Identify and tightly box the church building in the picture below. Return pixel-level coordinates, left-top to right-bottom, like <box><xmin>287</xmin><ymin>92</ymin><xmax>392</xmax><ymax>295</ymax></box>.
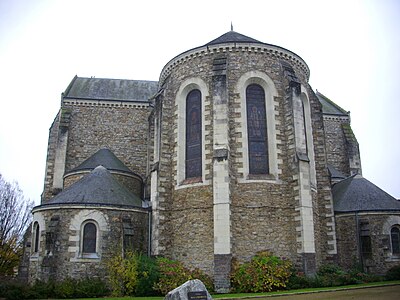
<box><xmin>23</xmin><ymin>30</ymin><xmax>400</xmax><ymax>292</ymax></box>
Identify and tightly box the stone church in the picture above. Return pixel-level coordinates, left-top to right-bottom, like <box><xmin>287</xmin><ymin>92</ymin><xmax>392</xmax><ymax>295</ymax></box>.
<box><xmin>22</xmin><ymin>30</ymin><xmax>400</xmax><ymax>292</ymax></box>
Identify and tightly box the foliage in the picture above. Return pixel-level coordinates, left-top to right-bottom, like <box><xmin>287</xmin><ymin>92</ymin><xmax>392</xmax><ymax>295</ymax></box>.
<box><xmin>286</xmin><ymin>264</ymin><xmax>383</xmax><ymax>290</ymax></box>
<box><xmin>135</xmin><ymin>253</ymin><xmax>160</xmax><ymax>296</ymax></box>
<box><xmin>53</xmin><ymin>277</ymin><xmax>109</xmax><ymax>298</ymax></box>
<box><xmin>0</xmin><ymin>278</ymin><xmax>109</xmax><ymax>299</ymax></box>
<box><xmin>154</xmin><ymin>257</ymin><xmax>213</xmax><ymax>295</ymax></box>
<box><xmin>0</xmin><ymin>173</ymin><xmax>33</xmax><ymax>277</ymax></box>
<box><xmin>107</xmin><ymin>251</ymin><xmax>139</xmax><ymax>296</ymax></box>
<box><xmin>385</xmin><ymin>265</ymin><xmax>400</xmax><ymax>280</ymax></box>
<box><xmin>106</xmin><ymin>252</ymin><xmax>212</xmax><ymax>296</ymax></box>
<box><xmin>230</xmin><ymin>251</ymin><xmax>292</xmax><ymax>293</ymax></box>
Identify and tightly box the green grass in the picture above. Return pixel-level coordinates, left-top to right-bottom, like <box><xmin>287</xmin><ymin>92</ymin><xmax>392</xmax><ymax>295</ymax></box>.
<box><xmin>74</xmin><ymin>280</ymin><xmax>400</xmax><ymax>300</ymax></box>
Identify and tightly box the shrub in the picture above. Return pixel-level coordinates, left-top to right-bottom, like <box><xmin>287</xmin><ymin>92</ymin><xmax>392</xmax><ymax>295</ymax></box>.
<box><xmin>386</xmin><ymin>265</ymin><xmax>400</xmax><ymax>280</ymax></box>
<box><xmin>27</xmin><ymin>280</ymin><xmax>55</xmax><ymax>299</ymax></box>
<box><xmin>0</xmin><ymin>281</ymin><xmax>29</xmax><ymax>300</ymax></box>
<box><xmin>286</xmin><ymin>266</ymin><xmax>378</xmax><ymax>290</ymax></box>
<box><xmin>154</xmin><ymin>257</ymin><xmax>213</xmax><ymax>295</ymax></box>
<box><xmin>135</xmin><ymin>253</ymin><xmax>160</xmax><ymax>296</ymax></box>
<box><xmin>107</xmin><ymin>251</ymin><xmax>138</xmax><ymax>296</ymax></box>
<box><xmin>72</xmin><ymin>277</ymin><xmax>109</xmax><ymax>298</ymax></box>
<box><xmin>53</xmin><ymin>278</ymin><xmax>76</xmax><ymax>298</ymax></box>
<box><xmin>0</xmin><ymin>278</ymin><xmax>109</xmax><ymax>300</ymax></box>
<box><xmin>286</xmin><ymin>271</ymin><xmax>313</xmax><ymax>290</ymax></box>
<box><xmin>231</xmin><ymin>251</ymin><xmax>292</xmax><ymax>293</ymax></box>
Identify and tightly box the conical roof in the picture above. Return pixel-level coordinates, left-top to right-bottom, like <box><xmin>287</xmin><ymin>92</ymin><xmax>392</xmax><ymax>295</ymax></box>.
<box><xmin>48</xmin><ymin>166</ymin><xmax>142</xmax><ymax>207</ymax></box>
<box><xmin>205</xmin><ymin>30</ymin><xmax>261</xmax><ymax>46</ymax></box>
<box><xmin>159</xmin><ymin>30</ymin><xmax>310</xmax><ymax>84</ymax></box>
<box><xmin>333</xmin><ymin>175</ymin><xmax>400</xmax><ymax>212</ymax></box>
<box><xmin>68</xmin><ymin>148</ymin><xmax>133</xmax><ymax>174</ymax></box>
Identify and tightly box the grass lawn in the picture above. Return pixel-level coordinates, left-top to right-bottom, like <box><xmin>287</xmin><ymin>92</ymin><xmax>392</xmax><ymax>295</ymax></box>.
<box><xmin>75</xmin><ymin>280</ymin><xmax>400</xmax><ymax>300</ymax></box>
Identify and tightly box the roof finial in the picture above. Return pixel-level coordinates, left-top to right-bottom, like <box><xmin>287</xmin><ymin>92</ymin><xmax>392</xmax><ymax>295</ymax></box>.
<box><xmin>231</xmin><ymin>22</ymin><xmax>233</xmax><ymax>31</ymax></box>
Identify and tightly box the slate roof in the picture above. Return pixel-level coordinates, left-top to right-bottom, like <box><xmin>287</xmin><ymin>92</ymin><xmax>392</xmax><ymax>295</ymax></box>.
<box><xmin>332</xmin><ymin>175</ymin><xmax>400</xmax><ymax>213</ymax></box>
<box><xmin>47</xmin><ymin>166</ymin><xmax>142</xmax><ymax>207</ymax></box>
<box><xmin>68</xmin><ymin>148</ymin><xmax>134</xmax><ymax>175</ymax></box>
<box><xmin>205</xmin><ymin>31</ymin><xmax>261</xmax><ymax>46</ymax></box>
<box><xmin>64</xmin><ymin>76</ymin><xmax>158</xmax><ymax>102</ymax></box>
<box><xmin>316</xmin><ymin>91</ymin><xmax>349</xmax><ymax>116</ymax></box>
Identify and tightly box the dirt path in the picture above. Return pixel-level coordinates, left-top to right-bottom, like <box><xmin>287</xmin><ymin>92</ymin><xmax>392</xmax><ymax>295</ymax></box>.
<box><xmin>241</xmin><ymin>285</ymin><xmax>400</xmax><ymax>300</ymax></box>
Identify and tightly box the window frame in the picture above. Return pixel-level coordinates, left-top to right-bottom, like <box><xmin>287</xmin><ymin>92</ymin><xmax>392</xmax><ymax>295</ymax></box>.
<box><xmin>33</xmin><ymin>221</ymin><xmax>40</xmax><ymax>254</ymax></box>
<box><xmin>80</xmin><ymin>220</ymin><xmax>99</xmax><ymax>258</ymax></box>
<box><xmin>185</xmin><ymin>89</ymin><xmax>202</xmax><ymax>180</ymax></box>
<box><xmin>246</xmin><ymin>83</ymin><xmax>269</xmax><ymax>175</ymax></box>
<box><xmin>235</xmin><ymin>71</ymin><xmax>279</xmax><ymax>182</ymax></box>
<box><xmin>391</xmin><ymin>225</ymin><xmax>400</xmax><ymax>255</ymax></box>
<box><xmin>175</xmin><ymin>78</ymin><xmax>209</xmax><ymax>188</ymax></box>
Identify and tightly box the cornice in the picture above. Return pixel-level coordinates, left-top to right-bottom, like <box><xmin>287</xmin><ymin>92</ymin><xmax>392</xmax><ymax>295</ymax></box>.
<box><xmin>33</xmin><ymin>203</ymin><xmax>150</xmax><ymax>213</ymax></box>
<box><xmin>159</xmin><ymin>42</ymin><xmax>310</xmax><ymax>85</ymax></box>
<box><xmin>62</xmin><ymin>97</ymin><xmax>150</xmax><ymax>109</ymax></box>
<box><xmin>323</xmin><ymin>114</ymin><xmax>350</xmax><ymax>122</ymax></box>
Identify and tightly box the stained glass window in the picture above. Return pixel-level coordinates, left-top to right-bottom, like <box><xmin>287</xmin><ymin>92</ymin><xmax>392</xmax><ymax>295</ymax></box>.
<box><xmin>246</xmin><ymin>84</ymin><xmax>269</xmax><ymax>174</ymax></box>
<box><xmin>186</xmin><ymin>89</ymin><xmax>202</xmax><ymax>179</ymax></box>
<box><xmin>82</xmin><ymin>222</ymin><xmax>96</xmax><ymax>253</ymax></box>
<box><xmin>391</xmin><ymin>226</ymin><xmax>400</xmax><ymax>254</ymax></box>
<box><xmin>33</xmin><ymin>222</ymin><xmax>40</xmax><ymax>253</ymax></box>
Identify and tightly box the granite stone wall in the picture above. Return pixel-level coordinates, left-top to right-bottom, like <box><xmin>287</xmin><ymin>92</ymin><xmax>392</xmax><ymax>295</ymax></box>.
<box><xmin>42</xmin><ymin>103</ymin><xmax>150</xmax><ymax>203</ymax></box>
<box><xmin>153</xmin><ymin>45</ymin><xmax>336</xmax><ymax>280</ymax></box>
<box><xmin>29</xmin><ymin>206</ymin><xmax>149</xmax><ymax>283</ymax></box>
<box><xmin>335</xmin><ymin>213</ymin><xmax>400</xmax><ymax>274</ymax></box>
<box><xmin>65</xmin><ymin>104</ymin><xmax>150</xmax><ymax>178</ymax></box>
<box><xmin>323</xmin><ymin>116</ymin><xmax>362</xmax><ymax>177</ymax></box>
<box><xmin>42</xmin><ymin>110</ymin><xmax>63</xmax><ymax>202</ymax></box>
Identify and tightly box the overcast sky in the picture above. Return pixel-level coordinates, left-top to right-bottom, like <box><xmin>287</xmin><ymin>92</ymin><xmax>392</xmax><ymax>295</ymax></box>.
<box><xmin>0</xmin><ymin>0</ymin><xmax>399</xmax><ymax>204</ymax></box>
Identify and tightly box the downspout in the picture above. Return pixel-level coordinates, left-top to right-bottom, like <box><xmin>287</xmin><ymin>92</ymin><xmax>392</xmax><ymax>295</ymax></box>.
<box><xmin>355</xmin><ymin>211</ymin><xmax>363</xmax><ymax>271</ymax></box>
<box><xmin>148</xmin><ymin>208</ymin><xmax>152</xmax><ymax>257</ymax></box>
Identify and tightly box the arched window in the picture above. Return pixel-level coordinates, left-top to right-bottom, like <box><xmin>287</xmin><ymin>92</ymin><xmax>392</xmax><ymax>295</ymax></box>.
<box><xmin>33</xmin><ymin>222</ymin><xmax>40</xmax><ymax>253</ymax></box>
<box><xmin>82</xmin><ymin>222</ymin><xmax>97</xmax><ymax>254</ymax></box>
<box><xmin>246</xmin><ymin>84</ymin><xmax>268</xmax><ymax>174</ymax></box>
<box><xmin>186</xmin><ymin>89</ymin><xmax>202</xmax><ymax>179</ymax></box>
<box><xmin>391</xmin><ymin>226</ymin><xmax>400</xmax><ymax>254</ymax></box>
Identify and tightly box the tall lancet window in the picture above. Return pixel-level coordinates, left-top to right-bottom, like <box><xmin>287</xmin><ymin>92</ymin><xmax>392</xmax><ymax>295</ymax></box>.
<box><xmin>246</xmin><ymin>84</ymin><xmax>269</xmax><ymax>174</ymax></box>
<box><xmin>82</xmin><ymin>222</ymin><xmax>97</xmax><ymax>254</ymax></box>
<box><xmin>391</xmin><ymin>226</ymin><xmax>400</xmax><ymax>254</ymax></box>
<box><xmin>33</xmin><ymin>222</ymin><xmax>40</xmax><ymax>253</ymax></box>
<box><xmin>186</xmin><ymin>89</ymin><xmax>202</xmax><ymax>179</ymax></box>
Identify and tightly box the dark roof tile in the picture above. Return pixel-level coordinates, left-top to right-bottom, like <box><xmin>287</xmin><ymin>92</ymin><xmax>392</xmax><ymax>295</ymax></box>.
<box><xmin>68</xmin><ymin>148</ymin><xmax>134</xmax><ymax>174</ymax></box>
<box><xmin>205</xmin><ymin>31</ymin><xmax>261</xmax><ymax>46</ymax></box>
<box><xmin>316</xmin><ymin>91</ymin><xmax>349</xmax><ymax>116</ymax></box>
<box><xmin>48</xmin><ymin>166</ymin><xmax>142</xmax><ymax>206</ymax></box>
<box><xmin>64</xmin><ymin>76</ymin><xmax>158</xmax><ymax>102</ymax></box>
<box><xmin>333</xmin><ymin>175</ymin><xmax>400</xmax><ymax>212</ymax></box>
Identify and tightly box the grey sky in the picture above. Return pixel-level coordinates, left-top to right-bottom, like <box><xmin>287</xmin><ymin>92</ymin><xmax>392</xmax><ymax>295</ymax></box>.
<box><xmin>0</xmin><ymin>0</ymin><xmax>399</xmax><ymax>203</ymax></box>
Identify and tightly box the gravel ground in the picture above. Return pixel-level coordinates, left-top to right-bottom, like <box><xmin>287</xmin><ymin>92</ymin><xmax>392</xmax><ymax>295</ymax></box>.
<box><xmin>231</xmin><ymin>285</ymin><xmax>400</xmax><ymax>300</ymax></box>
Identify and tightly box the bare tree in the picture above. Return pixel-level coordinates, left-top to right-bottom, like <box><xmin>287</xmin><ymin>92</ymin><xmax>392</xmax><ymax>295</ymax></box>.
<box><xmin>0</xmin><ymin>173</ymin><xmax>33</xmax><ymax>276</ymax></box>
